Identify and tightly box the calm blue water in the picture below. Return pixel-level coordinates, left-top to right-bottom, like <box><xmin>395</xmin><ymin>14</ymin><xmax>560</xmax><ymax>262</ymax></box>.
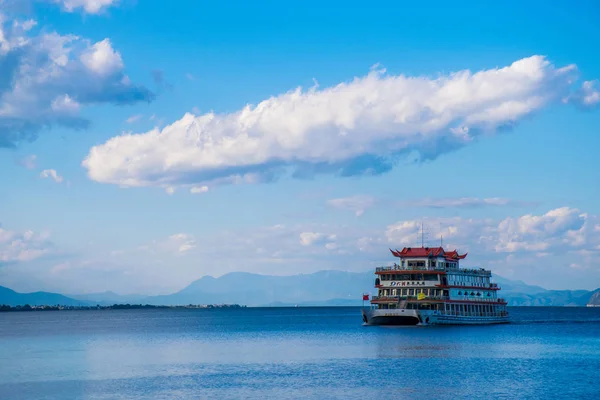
<box><xmin>1</xmin><ymin>307</ymin><xmax>599</xmax><ymax>399</ymax></box>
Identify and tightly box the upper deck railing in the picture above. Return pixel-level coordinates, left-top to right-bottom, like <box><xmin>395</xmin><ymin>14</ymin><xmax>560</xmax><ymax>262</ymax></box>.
<box><xmin>375</xmin><ymin>265</ymin><xmax>491</xmax><ymax>275</ymax></box>
<box><xmin>375</xmin><ymin>265</ymin><xmax>445</xmax><ymax>272</ymax></box>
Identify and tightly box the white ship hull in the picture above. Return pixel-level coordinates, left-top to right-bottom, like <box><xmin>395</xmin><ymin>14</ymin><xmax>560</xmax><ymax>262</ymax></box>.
<box><xmin>362</xmin><ymin>308</ymin><xmax>509</xmax><ymax>326</ymax></box>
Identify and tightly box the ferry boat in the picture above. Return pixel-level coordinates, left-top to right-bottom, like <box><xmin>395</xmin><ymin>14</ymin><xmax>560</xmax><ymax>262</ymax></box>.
<box><xmin>362</xmin><ymin>247</ymin><xmax>509</xmax><ymax>325</ymax></box>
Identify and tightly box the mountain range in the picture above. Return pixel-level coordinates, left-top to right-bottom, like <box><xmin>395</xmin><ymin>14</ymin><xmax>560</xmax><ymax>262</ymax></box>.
<box><xmin>1</xmin><ymin>270</ymin><xmax>599</xmax><ymax>307</ymax></box>
<box><xmin>0</xmin><ymin>285</ymin><xmax>89</xmax><ymax>307</ymax></box>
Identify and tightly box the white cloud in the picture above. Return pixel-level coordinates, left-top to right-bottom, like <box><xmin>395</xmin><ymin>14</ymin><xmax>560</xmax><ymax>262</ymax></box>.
<box><xmin>125</xmin><ymin>114</ymin><xmax>142</xmax><ymax>124</ymax></box>
<box><xmin>80</xmin><ymin>38</ymin><xmax>124</xmax><ymax>76</ymax></box>
<box><xmin>299</xmin><ymin>232</ymin><xmax>324</xmax><ymax>246</ymax></box>
<box><xmin>0</xmin><ymin>14</ymin><xmax>153</xmax><ymax>148</ymax></box>
<box><xmin>299</xmin><ymin>232</ymin><xmax>337</xmax><ymax>247</ymax></box>
<box><xmin>327</xmin><ymin>195</ymin><xmax>375</xmax><ymax>216</ymax></box>
<box><xmin>0</xmin><ymin>225</ymin><xmax>52</xmax><ymax>263</ymax></box>
<box><xmin>83</xmin><ymin>56</ymin><xmax>597</xmax><ymax>191</ymax></box>
<box><xmin>581</xmin><ymin>80</ymin><xmax>600</xmax><ymax>106</ymax></box>
<box><xmin>40</xmin><ymin>169</ymin><xmax>63</xmax><ymax>183</ymax></box>
<box><xmin>169</xmin><ymin>233</ymin><xmax>196</xmax><ymax>253</ymax></box>
<box><xmin>496</xmin><ymin>207</ymin><xmax>590</xmax><ymax>252</ymax></box>
<box><xmin>190</xmin><ymin>185</ymin><xmax>208</xmax><ymax>194</ymax></box>
<box><xmin>565</xmin><ymin>80</ymin><xmax>600</xmax><ymax>107</ymax></box>
<box><xmin>53</xmin><ymin>0</ymin><xmax>119</xmax><ymax>14</ymax></box>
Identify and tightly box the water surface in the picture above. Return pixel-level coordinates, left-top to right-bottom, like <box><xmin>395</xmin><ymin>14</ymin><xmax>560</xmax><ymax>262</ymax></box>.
<box><xmin>1</xmin><ymin>307</ymin><xmax>599</xmax><ymax>399</ymax></box>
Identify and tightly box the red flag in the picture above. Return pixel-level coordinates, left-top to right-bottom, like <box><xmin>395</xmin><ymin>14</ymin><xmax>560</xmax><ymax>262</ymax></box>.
<box><xmin>362</xmin><ymin>294</ymin><xmax>369</xmax><ymax>301</ymax></box>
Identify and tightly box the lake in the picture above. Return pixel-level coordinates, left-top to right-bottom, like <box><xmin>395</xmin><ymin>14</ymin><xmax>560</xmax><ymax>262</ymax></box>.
<box><xmin>1</xmin><ymin>307</ymin><xmax>599</xmax><ymax>399</ymax></box>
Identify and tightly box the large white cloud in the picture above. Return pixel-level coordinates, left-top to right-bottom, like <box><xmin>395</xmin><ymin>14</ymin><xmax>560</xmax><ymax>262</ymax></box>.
<box><xmin>385</xmin><ymin>207</ymin><xmax>598</xmax><ymax>256</ymax></box>
<box><xmin>83</xmin><ymin>56</ymin><xmax>597</xmax><ymax>191</ymax></box>
<box><xmin>0</xmin><ymin>13</ymin><xmax>153</xmax><ymax>148</ymax></box>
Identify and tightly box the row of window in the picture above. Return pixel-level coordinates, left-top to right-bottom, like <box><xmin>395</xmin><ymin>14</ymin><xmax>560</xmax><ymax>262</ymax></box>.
<box><xmin>379</xmin><ymin>287</ymin><xmax>497</xmax><ymax>300</ymax></box>
<box><xmin>443</xmin><ymin>303</ymin><xmax>506</xmax><ymax>316</ymax></box>
<box><xmin>400</xmin><ymin>260</ymin><xmax>458</xmax><ymax>268</ymax></box>
<box><xmin>379</xmin><ymin>288</ymin><xmax>446</xmax><ymax>297</ymax></box>
<box><xmin>448</xmin><ymin>274</ymin><xmax>490</xmax><ymax>286</ymax></box>
<box><xmin>456</xmin><ymin>290</ymin><xmax>492</xmax><ymax>297</ymax></box>
<box><xmin>379</xmin><ymin>274</ymin><xmax>439</xmax><ymax>281</ymax></box>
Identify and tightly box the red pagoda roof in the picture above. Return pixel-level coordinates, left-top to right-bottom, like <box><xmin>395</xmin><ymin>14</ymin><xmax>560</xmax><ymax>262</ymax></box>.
<box><xmin>389</xmin><ymin>247</ymin><xmax>467</xmax><ymax>260</ymax></box>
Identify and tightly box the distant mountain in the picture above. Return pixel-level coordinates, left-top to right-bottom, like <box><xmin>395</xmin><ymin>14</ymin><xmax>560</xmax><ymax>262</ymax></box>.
<box><xmin>0</xmin><ymin>286</ymin><xmax>89</xmax><ymax>307</ymax></box>
<box><xmin>503</xmin><ymin>289</ymin><xmax>592</xmax><ymax>306</ymax></box>
<box><xmin>492</xmin><ymin>275</ymin><xmax>596</xmax><ymax>306</ymax></box>
<box><xmin>491</xmin><ymin>275</ymin><xmax>548</xmax><ymax>295</ymax></box>
<box><xmin>70</xmin><ymin>291</ymin><xmax>144</xmax><ymax>305</ymax></box>
<box><xmin>144</xmin><ymin>270</ymin><xmax>374</xmax><ymax>306</ymax></box>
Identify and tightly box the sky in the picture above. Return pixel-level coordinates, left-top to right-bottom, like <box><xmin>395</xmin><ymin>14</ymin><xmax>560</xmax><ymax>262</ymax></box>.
<box><xmin>1</xmin><ymin>0</ymin><xmax>599</xmax><ymax>295</ymax></box>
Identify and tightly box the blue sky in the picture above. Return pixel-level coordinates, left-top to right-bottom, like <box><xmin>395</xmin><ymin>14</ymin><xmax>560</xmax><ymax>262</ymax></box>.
<box><xmin>1</xmin><ymin>0</ymin><xmax>599</xmax><ymax>294</ymax></box>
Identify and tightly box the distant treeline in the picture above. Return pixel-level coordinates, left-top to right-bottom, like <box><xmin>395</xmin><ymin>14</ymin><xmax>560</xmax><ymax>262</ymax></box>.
<box><xmin>0</xmin><ymin>304</ymin><xmax>246</xmax><ymax>312</ymax></box>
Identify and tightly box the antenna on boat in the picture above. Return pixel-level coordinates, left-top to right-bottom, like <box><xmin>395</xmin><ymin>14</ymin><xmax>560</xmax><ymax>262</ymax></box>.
<box><xmin>418</xmin><ymin>221</ymin><xmax>430</xmax><ymax>248</ymax></box>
